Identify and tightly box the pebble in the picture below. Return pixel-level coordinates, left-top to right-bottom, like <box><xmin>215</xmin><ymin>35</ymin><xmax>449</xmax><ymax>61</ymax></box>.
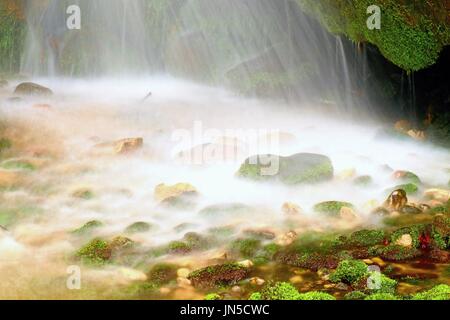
<box><xmin>289</xmin><ymin>275</ymin><xmax>303</xmax><ymax>284</ymax></box>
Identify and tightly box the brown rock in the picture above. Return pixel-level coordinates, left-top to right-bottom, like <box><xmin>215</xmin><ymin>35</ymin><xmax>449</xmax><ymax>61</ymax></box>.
<box><xmin>14</xmin><ymin>82</ymin><xmax>53</xmax><ymax>96</ymax></box>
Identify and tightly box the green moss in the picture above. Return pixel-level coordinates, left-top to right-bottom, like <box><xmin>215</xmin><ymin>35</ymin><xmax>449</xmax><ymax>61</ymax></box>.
<box><xmin>124</xmin><ymin>222</ymin><xmax>152</xmax><ymax>234</ymax></box>
<box><xmin>344</xmin><ymin>291</ymin><xmax>367</xmax><ymax>300</ymax></box>
<box><xmin>0</xmin><ymin>1</ymin><xmax>25</xmax><ymax>73</ymax></box>
<box><xmin>395</xmin><ymin>171</ymin><xmax>421</xmax><ymax>185</ymax></box>
<box><xmin>370</xmin><ymin>244</ymin><xmax>421</xmax><ymax>261</ymax></box>
<box><xmin>329</xmin><ymin>259</ymin><xmax>368</xmax><ymax>284</ymax></box>
<box><xmin>260</xmin><ymin>282</ymin><xmax>301</xmax><ymax>300</ymax></box>
<box><xmin>1</xmin><ymin>159</ymin><xmax>35</xmax><ymax>171</ymax></box>
<box><xmin>167</xmin><ymin>241</ymin><xmax>191</xmax><ymax>254</ymax></box>
<box><xmin>297</xmin><ymin>291</ymin><xmax>336</xmax><ymax>300</ymax></box>
<box><xmin>392</xmin><ymin>183</ymin><xmax>418</xmax><ymax>195</ymax></box>
<box><xmin>368</xmin><ymin>272</ymin><xmax>397</xmax><ymax>294</ymax></box>
<box><xmin>76</xmin><ymin>238</ymin><xmax>110</xmax><ymax>266</ymax></box>
<box><xmin>231</xmin><ymin>238</ymin><xmax>262</xmax><ymax>259</ymax></box>
<box><xmin>353</xmin><ymin>175</ymin><xmax>372</xmax><ymax>186</ymax></box>
<box><xmin>314</xmin><ymin>201</ymin><xmax>354</xmax><ymax>217</ymax></box>
<box><xmin>411</xmin><ymin>284</ymin><xmax>450</xmax><ymax>300</ymax></box>
<box><xmin>0</xmin><ymin>138</ymin><xmax>12</xmax><ymax>154</ymax></box>
<box><xmin>147</xmin><ymin>263</ymin><xmax>177</xmax><ymax>285</ymax></box>
<box><xmin>364</xmin><ymin>293</ymin><xmax>401</xmax><ymax>300</ymax></box>
<box><xmin>296</xmin><ymin>0</ymin><xmax>450</xmax><ymax>71</ymax></box>
<box><xmin>390</xmin><ymin>225</ymin><xmax>426</xmax><ymax>248</ymax></box>
<box><xmin>204</xmin><ymin>293</ymin><xmax>221</xmax><ymax>300</ymax></box>
<box><xmin>346</xmin><ymin>229</ymin><xmax>386</xmax><ymax>247</ymax></box>
<box><xmin>71</xmin><ymin>220</ymin><xmax>103</xmax><ymax>236</ymax></box>
<box><xmin>188</xmin><ymin>263</ymin><xmax>249</xmax><ymax>288</ymax></box>
<box><xmin>248</xmin><ymin>292</ymin><xmax>262</xmax><ymax>300</ymax></box>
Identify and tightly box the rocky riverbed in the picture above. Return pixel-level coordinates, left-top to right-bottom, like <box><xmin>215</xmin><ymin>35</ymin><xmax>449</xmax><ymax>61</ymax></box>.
<box><xmin>0</xmin><ymin>78</ymin><xmax>449</xmax><ymax>300</ymax></box>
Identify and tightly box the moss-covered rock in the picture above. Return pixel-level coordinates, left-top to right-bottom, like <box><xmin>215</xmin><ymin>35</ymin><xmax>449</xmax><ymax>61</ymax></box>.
<box><xmin>329</xmin><ymin>259</ymin><xmax>369</xmax><ymax>285</ymax></box>
<box><xmin>75</xmin><ymin>238</ymin><xmax>111</xmax><ymax>265</ymax></box>
<box><xmin>390</xmin><ymin>225</ymin><xmax>427</xmax><ymax>249</ymax></box>
<box><xmin>204</xmin><ymin>293</ymin><xmax>222</xmax><ymax>300</ymax></box>
<box><xmin>313</xmin><ymin>201</ymin><xmax>354</xmax><ymax>217</ymax></box>
<box><xmin>188</xmin><ymin>263</ymin><xmax>249</xmax><ymax>289</ymax></box>
<box><xmin>392</xmin><ymin>171</ymin><xmax>421</xmax><ymax>185</ymax></box>
<box><xmin>344</xmin><ymin>291</ymin><xmax>367</xmax><ymax>300</ymax></box>
<box><xmin>296</xmin><ymin>0</ymin><xmax>450</xmax><ymax>71</ymax></box>
<box><xmin>370</xmin><ymin>244</ymin><xmax>422</xmax><ymax>261</ymax></box>
<box><xmin>147</xmin><ymin>263</ymin><xmax>178</xmax><ymax>285</ymax></box>
<box><xmin>345</xmin><ymin>229</ymin><xmax>386</xmax><ymax>248</ymax></box>
<box><xmin>124</xmin><ymin>222</ymin><xmax>152</xmax><ymax>234</ymax></box>
<box><xmin>237</xmin><ymin>153</ymin><xmax>333</xmax><ymax>185</ymax></box>
<box><xmin>411</xmin><ymin>284</ymin><xmax>450</xmax><ymax>300</ymax></box>
<box><xmin>364</xmin><ymin>293</ymin><xmax>401</xmax><ymax>300</ymax></box>
<box><xmin>392</xmin><ymin>183</ymin><xmax>418</xmax><ymax>195</ymax></box>
<box><xmin>259</xmin><ymin>282</ymin><xmax>301</xmax><ymax>300</ymax></box>
<box><xmin>71</xmin><ymin>220</ymin><xmax>103</xmax><ymax>236</ymax></box>
<box><xmin>297</xmin><ymin>291</ymin><xmax>336</xmax><ymax>300</ymax></box>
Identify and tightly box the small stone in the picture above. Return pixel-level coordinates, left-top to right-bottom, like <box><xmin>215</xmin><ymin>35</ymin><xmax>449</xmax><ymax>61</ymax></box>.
<box><xmin>249</xmin><ymin>277</ymin><xmax>265</xmax><ymax>286</ymax></box>
<box><xmin>154</xmin><ymin>183</ymin><xmax>197</xmax><ymax>203</ymax></box>
<box><xmin>177</xmin><ymin>268</ymin><xmax>190</xmax><ymax>278</ymax></box>
<box><xmin>289</xmin><ymin>275</ymin><xmax>303</xmax><ymax>284</ymax></box>
<box><xmin>231</xmin><ymin>286</ymin><xmax>242</xmax><ymax>293</ymax></box>
<box><xmin>282</xmin><ymin>202</ymin><xmax>302</xmax><ymax>215</ymax></box>
<box><xmin>237</xmin><ymin>260</ymin><xmax>254</xmax><ymax>268</ymax></box>
<box><xmin>395</xmin><ymin>234</ymin><xmax>413</xmax><ymax>248</ymax></box>
<box><xmin>177</xmin><ymin>277</ymin><xmax>192</xmax><ymax>287</ymax></box>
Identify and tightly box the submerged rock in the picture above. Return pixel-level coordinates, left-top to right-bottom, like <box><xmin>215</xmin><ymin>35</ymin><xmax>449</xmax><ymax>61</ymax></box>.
<box><xmin>236</xmin><ymin>153</ymin><xmax>333</xmax><ymax>185</ymax></box>
<box><xmin>313</xmin><ymin>201</ymin><xmax>354</xmax><ymax>217</ymax></box>
<box><xmin>188</xmin><ymin>263</ymin><xmax>250</xmax><ymax>289</ymax></box>
<box><xmin>14</xmin><ymin>82</ymin><xmax>53</xmax><ymax>96</ymax></box>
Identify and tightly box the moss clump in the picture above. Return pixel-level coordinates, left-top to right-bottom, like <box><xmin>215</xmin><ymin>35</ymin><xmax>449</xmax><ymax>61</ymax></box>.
<box><xmin>237</xmin><ymin>153</ymin><xmax>333</xmax><ymax>185</ymax></box>
<box><xmin>353</xmin><ymin>175</ymin><xmax>372</xmax><ymax>186</ymax></box>
<box><xmin>412</xmin><ymin>284</ymin><xmax>450</xmax><ymax>300</ymax></box>
<box><xmin>260</xmin><ymin>282</ymin><xmax>301</xmax><ymax>300</ymax></box>
<box><xmin>248</xmin><ymin>292</ymin><xmax>262</xmax><ymax>300</ymax></box>
<box><xmin>124</xmin><ymin>222</ymin><xmax>152</xmax><ymax>234</ymax></box>
<box><xmin>392</xmin><ymin>183</ymin><xmax>418</xmax><ymax>195</ymax></box>
<box><xmin>394</xmin><ymin>171</ymin><xmax>421</xmax><ymax>185</ymax></box>
<box><xmin>204</xmin><ymin>293</ymin><xmax>221</xmax><ymax>300</ymax></box>
<box><xmin>297</xmin><ymin>291</ymin><xmax>336</xmax><ymax>300</ymax></box>
<box><xmin>167</xmin><ymin>241</ymin><xmax>191</xmax><ymax>254</ymax></box>
<box><xmin>76</xmin><ymin>238</ymin><xmax>111</xmax><ymax>265</ymax></box>
<box><xmin>314</xmin><ymin>201</ymin><xmax>354</xmax><ymax>217</ymax></box>
<box><xmin>147</xmin><ymin>263</ymin><xmax>177</xmax><ymax>285</ymax></box>
<box><xmin>390</xmin><ymin>225</ymin><xmax>426</xmax><ymax>249</ymax></box>
<box><xmin>182</xmin><ymin>232</ymin><xmax>210</xmax><ymax>251</ymax></box>
<box><xmin>0</xmin><ymin>138</ymin><xmax>12</xmax><ymax>154</ymax></box>
<box><xmin>188</xmin><ymin>263</ymin><xmax>249</xmax><ymax>289</ymax></box>
<box><xmin>71</xmin><ymin>220</ymin><xmax>103</xmax><ymax>236</ymax></box>
<box><xmin>364</xmin><ymin>293</ymin><xmax>401</xmax><ymax>300</ymax></box>
<box><xmin>367</xmin><ymin>272</ymin><xmax>397</xmax><ymax>294</ymax></box>
<box><xmin>296</xmin><ymin>0</ymin><xmax>450</xmax><ymax>71</ymax></box>
<box><xmin>344</xmin><ymin>291</ymin><xmax>367</xmax><ymax>300</ymax></box>
<box><xmin>431</xmin><ymin>216</ymin><xmax>450</xmax><ymax>249</ymax></box>
<box><xmin>346</xmin><ymin>229</ymin><xmax>386</xmax><ymax>248</ymax></box>
<box><xmin>0</xmin><ymin>1</ymin><xmax>25</xmax><ymax>73</ymax></box>
<box><xmin>370</xmin><ymin>244</ymin><xmax>422</xmax><ymax>261</ymax></box>
<box><xmin>231</xmin><ymin>238</ymin><xmax>262</xmax><ymax>259</ymax></box>
<box><xmin>1</xmin><ymin>159</ymin><xmax>35</xmax><ymax>171</ymax></box>
<box><xmin>329</xmin><ymin>259</ymin><xmax>368</xmax><ymax>285</ymax></box>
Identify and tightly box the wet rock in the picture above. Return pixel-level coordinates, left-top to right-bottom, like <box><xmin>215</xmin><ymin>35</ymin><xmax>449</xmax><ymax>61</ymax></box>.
<box><xmin>353</xmin><ymin>175</ymin><xmax>372</xmax><ymax>186</ymax></box>
<box><xmin>71</xmin><ymin>220</ymin><xmax>103</xmax><ymax>236</ymax></box>
<box><xmin>392</xmin><ymin>170</ymin><xmax>421</xmax><ymax>184</ymax></box>
<box><xmin>14</xmin><ymin>82</ymin><xmax>53</xmax><ymax>96</ymax></box>
<box><xmin>345</xmin><ymin>229</ymin><xmax>386</xmax><ymax>248</ymax></box>
<box><xmin>384</xmin><ymin>189</ymin><xmax>407</xmax><ymax>211</ymax></box>
<box><xmin>313</xmin><ymin>201</ymin><xmax>354</xmax><ymax>217</ymax></box>
<box><xmin>400</xmin><ymin>204</ymin><xmax>423</xmax><ymax>214</ymax></box>
<box><xmin>394</xmin><ymin>234</ymin><xmax>413</xmax><ymax>248</ymax></box>
<box><xmin>125</xmin><ymin>222</ymin><xmax>152</xmax><ymax>234</ymax></box>
<box><xmin>114</xmin><ymin>137</ymin><xmax>143</xmax><ymax>154</ymax></box>
<box><xmin>392</xmin><ymin>183</ymin><xmax>418</xmax><ymax>195</ymax></box>
<box><xmin>429</xmin><ymin>248</ymin><xmax>450</xmax><ymax>263</ymax></box>
<box><xmin>249</xmin><ymin>277</ymin><xmax>265</xmax><ymax>286</ymax></box>
<box><xmin>154</xmin><ymin>183</ymin><xmax>197</xmax><ymax>206</ymax></box>
<box><xmin>371</xmin><ymin>245</ymin><xmax>422</xmax><ymax>261</ymax></box>
<box><xmin>177</xmin><ymin>268</ymin><xmax>191</xmax><ymax>278</ymax></box>
<box><xmin>281</xmin><ymin>202</ymin><xmax>302</xmax><ymax>215</ymax></box>
<box><xmin>187</xmin><ymin>263</ymin><xmax>249</xmax><ymax>289</ymax></box>
<box><xmin>277</xmin><ymin>251</ymin><xmax>340</xmax><ymax>271</ymax></box>
<box><xmin>237</xmin><ymin>153</ymin><xmax>333</xmax><ymax>185</ymax></box>
<box><xmin>424</xmin><ymin>188</ymin><xmax>450</xmax><ymax>202</ymax></box>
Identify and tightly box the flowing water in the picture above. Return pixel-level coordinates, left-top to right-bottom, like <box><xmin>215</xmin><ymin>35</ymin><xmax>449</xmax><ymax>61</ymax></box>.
<box><xmin>0</xmin><ymin>0</ymin><xmax>448</xmax><ymax>299</ymax></box>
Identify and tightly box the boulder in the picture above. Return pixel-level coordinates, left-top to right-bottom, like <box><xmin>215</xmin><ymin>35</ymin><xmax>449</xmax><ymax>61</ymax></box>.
<box><xmin>237</xmin><ymin>153</ymin><xmax>333</xmax><ymax>185</ymax></box>
<box><xmin>187</xmin><ymin>263</ymin><xmax>249</xmax><ymax>289</ymax></box>
<box><xmin>14</xmin><ymin>82</ymin><xmax>53</xmax><ymax>96</ymax></box>
<box><xmin>314</xmin><ymin>201</ymin><xmax>354</xmax><ymax>217</ymax></box>
<box><xmin>114</xmin><ymin>138</ymin><xmax>143</xmax><ymax>154</ymax></box>
<box><xmin>384</xmin><ymin>189</ymin><xmax>407</xmax><ymax>211</ymax></box>
<box><xmin>154</xmin><ymin>183</ymin><xmax>197</xmax><ymax>204</ymax></box>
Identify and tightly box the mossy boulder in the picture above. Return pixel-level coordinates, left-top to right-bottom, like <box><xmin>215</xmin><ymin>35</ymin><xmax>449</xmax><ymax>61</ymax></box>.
<box><xmin>431</xmin><ymin>216</ymin><xmax>450</xmax><ymax>249</ymax></box>
<box><xmin>345</xmin><ymin>229</ymin><xmax>386</xmax><ymax>248</ymax></box>
<box><xmin>329</xmin><ymin>259</ymin><xmax>369</xmax><ymax>285</ymax></box>
<box><xmin>296</xmin><ymin>0</ymin><xmax>450</xmax><ymax>71</ymax></box>
<box><xmin>14</xmin><ymin>82</ymin><xmax>53</xmax><ymax>96</ymax></box>
<box><xmin>237</xmin><ymin>153</ymin><xmax>333</xmax><ymax>185</ymax></box>
<box><xmin>344</xmin><ymin>291</ymin><xmax>367</xmax><ymax>300</ymax></box>
<box><xmin>370</xmin><ymin>244</ymin><xmax>422</xmax><ymax>261</ymax></box>
<box><xmin>124</xmin><ymin>222</ymin><xmax>152</xmax><ymax>234</ymax></box>
<box><xmin>364</xmin><ymin>293</ymin><xmax>401</xmax><ymax>300</ymax></box>
<box><xmin>259</xmin><ymin>282</ymin><xmax>301</xmax><ymax>300</ymax></box>
<box><xmin>392</xmin><ymin>171</ymin><xmax>421</xmax><ymax>185</ymax></box>
<box><xmin>188</xmin><ymin>263</ymin><xmax>249</xmax><ymax>289</ymax></box>
<box><xmin>314</xmin><ymin>201</ymin><xmax>354</xmax><ymax>217</ymax></box>
<box><xmin>147</xmin><ymin>263</ymin><xmax>178</xmax><ymax>285</ymax></box>
<box><xmin>71</xmin><ymin>220</ymin><xmax>103</xmax><ymax>236</ymax></box>
<box><xmin>75</xmin><ymin>238</ymin><xmax>111</xmax><ymax>265</ymax></box>
<box><xmin>411</xmin><ymin>284</ymin><xmax>450</xmax><ymax>300</ymax></box>
<box><xmin>392</xmin><ymin>183</ymin><xmax>418</xmax><ymax>195</ymax></box>
<box><xmin>297</xmin><ymin>291</ymin><xmax>336</xmax><ymax>300</ymax></box>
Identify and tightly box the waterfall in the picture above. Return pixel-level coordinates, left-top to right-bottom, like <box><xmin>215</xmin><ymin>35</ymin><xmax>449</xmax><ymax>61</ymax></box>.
<box><xmin>21</xmin><ymin>0</ymin><xmax>372</xmax><ymax>112</ymax></box>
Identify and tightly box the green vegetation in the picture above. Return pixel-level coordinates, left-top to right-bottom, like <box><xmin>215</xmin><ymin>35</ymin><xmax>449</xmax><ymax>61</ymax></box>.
<box><xmin>392</xmin><ymin>183</ymin><xmax>418</xmax><ymax>195</ymax></box>
<box><xmin>124</xmin><ymin>221</ymin><xmax>152</xmax><ymax>234</ymax></box>
<box><xmin>75</xmin><ymin>238</ymin><xmax>110</xmax><ymax>266</ymax></box>
<box><xmin>71</xmin><ymin>220</ymin><xmax>103</xmax><ymax>236</ymax></box>
<box><xmin>188</xmin><ymin>263</ymin><xmax>249</xmax><ymax>289</ymax></box>
<box><xmin>297</xmin><ymin>291</ymin><xmax>336</xmax><ymax>300</ymax></box>
<box><xmin>147</xmin><ymin>263</ymin><xmax>177</xmax><ymax>285</ymax></box>
<box><xmin>314</xmin><ymin>201</ymin><xmax>353</xmax><ymax>217</ymax></box>
<box><xmin>0</xmin><ymin>0</ymin><xmax>25</xmax><ymax>73</ymax></box>
<box><xmin>204</xmin><ymin>293</ymin><xmax>221</xmax><ymax>300</ymax></box>
<box><xmin>260</xmin><ymin>282</ymin><xmax>301</xmax><ymax>300</ymax></box>
<box><xmin>390</xmin><ymin>225</ymin><xmax>426</xmax><ymax>248</ymax></box>
<box><xmin>296</xmin><ymin>0</ymin><xmax>450</xmax><ymax>71</ymax></box>
<box><xmin>345</xmin><ymin>229</ymin><xmax>386</xmax><ymax>247</ymax></box>
<box><xmin>364</xmin><ymin>293</ymin><xmax>400</xmax><ymax>300</ymax></box>
<box><xmin>329</xmin><ymin>259</ymin><xmax>368</xmax><ymax>284</ymax></box>
<box><xmin>411</xmin><ymin>284</ymin><xmax>450</xmax><ymax>300</ymax></box>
